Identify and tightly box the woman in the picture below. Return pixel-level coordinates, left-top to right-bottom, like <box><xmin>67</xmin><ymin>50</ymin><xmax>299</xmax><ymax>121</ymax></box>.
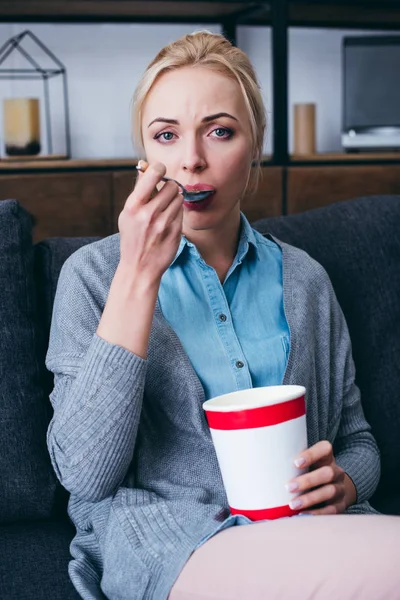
<box><xmin>46</xmin><ymin>31</ymin><xmax>398</xmax><ymax>600</ymax></box>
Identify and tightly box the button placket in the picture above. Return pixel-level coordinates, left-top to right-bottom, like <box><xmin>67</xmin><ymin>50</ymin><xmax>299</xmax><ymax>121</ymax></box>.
<box><xmin>199</xmin><ymin>260</ymin><xmax>252</xmax><ymax>390</ymax></box>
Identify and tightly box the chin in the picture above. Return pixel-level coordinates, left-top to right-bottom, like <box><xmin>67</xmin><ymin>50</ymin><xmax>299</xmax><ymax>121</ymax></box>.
<box><xmin>184</xmin><ymin>208</ymin><xmax>235</xmax><ymax>232</ymax></box>
<box><xmin>183</xmin><ymin>216</ymin><xmax>214</xmax><ymax>232</ymax></box>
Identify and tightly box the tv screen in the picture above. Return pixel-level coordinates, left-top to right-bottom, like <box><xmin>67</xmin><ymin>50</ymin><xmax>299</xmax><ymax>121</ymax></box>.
<box><xmin>343</xmin><ymin>36</ymin><xmax>400</xmax><ymax>133</ymax></box>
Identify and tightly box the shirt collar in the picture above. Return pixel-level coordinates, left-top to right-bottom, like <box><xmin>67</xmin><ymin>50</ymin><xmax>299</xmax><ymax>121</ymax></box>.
<box><xmin>169</xmin><ymin>211</ymin><xmax>259</xmax><ymax>267</ymax></box>
<box><xmin>236</xmin><ymin>212</ymin><xmax>259</xmax><ymax>264</ymax></box>
<box><xmin>171</xmin><ymin>236</ymin><xmax>193</xmax><ymax>266</ymax></box>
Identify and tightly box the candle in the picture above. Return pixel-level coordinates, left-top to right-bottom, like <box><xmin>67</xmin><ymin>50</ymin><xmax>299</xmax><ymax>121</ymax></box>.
<box><xmin>3</xmin><ymin>98</ymin><xmax>41</xmax><ymax>156</ymax></box>
<box><xmin>293</xmin><ymin>103</ymin><xmax>316</xmax><ymax>156</ymax></box>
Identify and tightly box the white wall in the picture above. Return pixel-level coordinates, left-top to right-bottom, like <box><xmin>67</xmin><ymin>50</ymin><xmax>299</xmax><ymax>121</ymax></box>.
<box><xmin>238</xmin><ymin>26</ymin><xmax>400</xmax><ymax>155</ymax></box>
<box><xmin>0</xmin><ymin>22</ymin><xmax>397</xmax><ymax>158</ymax></box>
<box><xmin>0</xmin><ymin>23</ymin><xmax>222</xmax><ymax>158</ymax></box>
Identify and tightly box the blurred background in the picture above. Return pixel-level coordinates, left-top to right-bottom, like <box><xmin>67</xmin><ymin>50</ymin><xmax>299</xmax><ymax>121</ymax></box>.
<box><xmin>0</xmin><ymin>1</ymin><xmax>399</xmax><ymax>240</ymax></box>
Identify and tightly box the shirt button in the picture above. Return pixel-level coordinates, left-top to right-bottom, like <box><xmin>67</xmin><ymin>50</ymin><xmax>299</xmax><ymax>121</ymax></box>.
<box><xmin>236</xmin><ymin>360</ymin><xmax>244</xmax><ymax>369</ymax></box>
<box><xmin>219</xmin><ymin>314</ymin><xmax>227</xmax><ymax>322</ymax></box>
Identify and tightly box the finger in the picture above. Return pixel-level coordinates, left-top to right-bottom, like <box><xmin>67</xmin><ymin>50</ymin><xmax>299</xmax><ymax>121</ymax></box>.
<box><xmin>294</xmin><ymin>440</ymin><xmax>333</xmax><ymax>469</ymax></box>
<box><xmin>153</xmin><ymin>188</ymin><xmax>183</xmax><ymax>235</ymax></box>
<box><xmin>142</xmin><ymin>180</ymin><xmax>181</xmax><ymax>219</ymax></box>
<box><xmin>136</xmin><ymin>159</ymin><xmax>170</xmax><ymax>194</ymax></box>
<box><xmin>137</xmin><ymin>160</ymin><xmax>170</xmax><ymax>194</ymax></box>
<box><xmin>289</xmin><ymin>483</ymin><xmax>339</xmax><ymax>512</ymax></box>
<box><xmin>286</xmin><ymin>465</ymin><xmax>337</xmax><ymax>494</ymax></box>
<box><xmin>125</xmin><ymin>161</ymin><xmax>167</xmax><ymax>210</ymax></box>
<box><xmin>135</xmin><ymin>160</ymin><xmax>151</xmax><ymax>189</ymax></box>
<box><xmin>136</xmin><ymin>159</ymin><xmax>149</xmax><ymax>173</ymax></box>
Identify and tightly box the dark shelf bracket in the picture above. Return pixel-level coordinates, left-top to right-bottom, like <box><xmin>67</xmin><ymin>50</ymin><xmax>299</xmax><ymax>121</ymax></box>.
<box><xmin>221</xmin><ymin>19</ymin><xmax>237</xmax><ymax>46</ymax></box>
<box><xmin>272</xmin><ymin>0</ymin><xmax>289</xmax><ymax>166</ymax></box>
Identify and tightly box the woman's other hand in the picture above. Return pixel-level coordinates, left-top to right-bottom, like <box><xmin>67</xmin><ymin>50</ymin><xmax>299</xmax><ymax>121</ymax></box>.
<box><xmin>286</xmin><ymin>441</ymin><xmax>357</xmax><ymax>515</ymax></box>
<box><xmin>97</xmin><ymin>162</ymin><xmax>182</xmax><ymax>358</ymax></box>
<box><xmin>118</xmin><ymin>161</ymin><xmax>183</xmax><ymax>286</ymax></box>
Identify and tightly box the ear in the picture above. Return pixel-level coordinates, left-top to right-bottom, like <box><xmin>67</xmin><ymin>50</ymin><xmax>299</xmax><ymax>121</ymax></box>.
<box><xmin>250</xmin><ymin>146</ymin><xmax>258</xmax><ymax>165</ymax></box>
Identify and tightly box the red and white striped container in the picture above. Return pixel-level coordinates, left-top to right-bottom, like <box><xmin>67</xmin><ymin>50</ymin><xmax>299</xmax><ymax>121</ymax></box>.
<box><xmin>203</xmin><ymin>385</ymin><xmax>307</xmax><ymax>521</ymax></box>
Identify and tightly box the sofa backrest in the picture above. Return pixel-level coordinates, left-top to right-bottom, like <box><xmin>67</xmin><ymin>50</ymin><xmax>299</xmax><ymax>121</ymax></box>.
<box><xmin>254</xmin><ymin>195</ymin><xmax>400</xmax><ymax>514</ymax></box>
<box><xmin>34</xmin><ymin>237</ymin><xmax>101</xmax><ymax>345</ymax></box>
<box><xmin>0</xmin><ymin>200</ymin><xmax>60</xmax><ymax>523</ymax></box>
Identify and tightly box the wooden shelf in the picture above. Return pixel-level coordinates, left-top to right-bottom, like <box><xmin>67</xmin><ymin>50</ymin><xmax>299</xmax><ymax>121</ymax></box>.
<box><xmin>0</xmin><ymin>156</ymin><xmax>277</xmax><ymax>172</ymax></box>
<box><xmin>289</xmin><ymin>1</ymin><xmax>400</xmax><ymax>29</ymax></box>
<box><xmin>287</xmin><ymin>162</ymin><xmax>400</xmax><ymax>214</ymax></box>
<box><xmin>0</xmin><ymin>157</ymin><xmax>137</xmax><ymax>172</ymax></box>
<box><xmin>290</xmin><ymin>152</ymin><xmax>400</xmax><ymax>163</ymax></box>
<box><xmin>0</xmin><ymin>1</ymin><xmax>270</xmax><ymax>23</ymax></box>
<box><xmin>1</xmin><ymin>1</ymin><xmax>400</xmax><ymax>28</ymax></box>
<box><xmin>1</xmin><ymin>154</ymin><xmax>399</xmax><ymax>174</ymax></box>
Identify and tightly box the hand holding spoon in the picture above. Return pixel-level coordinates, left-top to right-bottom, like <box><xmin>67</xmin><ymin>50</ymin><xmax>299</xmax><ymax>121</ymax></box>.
<box><xmin>136</xmin><ymin>160</ymin><xmax>214</xmax><ymax>203</ymax></box>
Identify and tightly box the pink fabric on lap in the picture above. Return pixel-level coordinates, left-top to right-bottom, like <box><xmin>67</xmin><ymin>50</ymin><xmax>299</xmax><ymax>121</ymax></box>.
<box><xmin>169</xmin><ymin>515</ymin><xmax>400</xmax><ymax>600</ymax></box>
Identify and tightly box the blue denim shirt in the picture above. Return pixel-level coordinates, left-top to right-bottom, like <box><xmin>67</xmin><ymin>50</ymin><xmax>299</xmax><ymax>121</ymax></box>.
<box><xmin>158</xmin><ymin>213</ymin><xmax>290</xmax><ymax>401</ymax></box>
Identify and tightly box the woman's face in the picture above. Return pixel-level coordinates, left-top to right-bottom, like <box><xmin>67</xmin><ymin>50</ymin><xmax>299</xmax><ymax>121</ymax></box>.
<box><xmin>141</xmin><ymin>65</ymin><xmax>254</xmax><ymax>237</ymax></box>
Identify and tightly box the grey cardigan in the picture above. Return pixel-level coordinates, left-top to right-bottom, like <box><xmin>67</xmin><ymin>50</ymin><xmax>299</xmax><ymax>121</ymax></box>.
<box><xmin>46</xmin><ymin>232</ymin><xmax>380</xmax><ymax>600</ymax></box>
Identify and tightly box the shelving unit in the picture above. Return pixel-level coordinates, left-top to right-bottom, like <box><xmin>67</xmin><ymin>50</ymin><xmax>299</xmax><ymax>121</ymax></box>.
<box><xmin>1</xmin><ymin>1</ymin><xmax>400</xmax><ymax>166</ymax></box>
<box><xmin>275</xmin><ymin>0</ymin><xmax>400</xmax><ymax>167</ymax></box>
<box><xmin>1</xmin><ymin>0</ymin><xmax>400</xmax><ymax>232</ymax></box>
<box><xmin>2</xmin><ymin>0</ymin><xmax>400</xmax><ymax>27</ymax></box>
<box><xmin>0</xmin><ymin>1</ymin><xmax>270</xmax><ymax>26</ymax></box>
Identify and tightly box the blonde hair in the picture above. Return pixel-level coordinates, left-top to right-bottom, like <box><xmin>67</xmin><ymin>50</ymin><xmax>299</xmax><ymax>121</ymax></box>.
<box><xmin>132</xmin><ymin>30</ymin><xmax>266</xmax><ymax>196</ymax></box>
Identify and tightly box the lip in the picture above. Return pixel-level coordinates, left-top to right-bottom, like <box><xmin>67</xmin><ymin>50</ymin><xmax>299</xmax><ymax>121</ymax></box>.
<box><xmin>184</xmin><ymin>183</ymin><xmax>215</xmax><ymax>192</ymax></box>
<box><xmin>184</xmin><ymin>193</ymin><xmax>215</xmax><ymax>211</ymax></box>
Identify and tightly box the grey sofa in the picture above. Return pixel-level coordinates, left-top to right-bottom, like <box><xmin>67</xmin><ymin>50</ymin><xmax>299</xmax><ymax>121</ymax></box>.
<box><xmin>0</xmin><ymin>196</ymin><xmax>399</xmax><ymax>600</ymax></box>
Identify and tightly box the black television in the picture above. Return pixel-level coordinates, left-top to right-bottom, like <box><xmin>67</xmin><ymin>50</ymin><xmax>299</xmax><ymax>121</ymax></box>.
<box><xmin>342</xmin><ymin>35</ymin><xmax>400</xmax><ymax>151</ymax></box>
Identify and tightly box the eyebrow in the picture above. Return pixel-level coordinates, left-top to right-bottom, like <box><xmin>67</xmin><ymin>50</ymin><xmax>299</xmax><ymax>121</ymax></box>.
<box><xmin>147</xmin><ymin>112</ymin><xmax>238</xmax><ymax>128</ymax></box>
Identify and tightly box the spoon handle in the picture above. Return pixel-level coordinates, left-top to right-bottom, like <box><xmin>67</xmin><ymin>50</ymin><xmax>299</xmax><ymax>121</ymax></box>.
<box><xmin>136</xmin><ymin>160</ymin><xmax>184</xmax><ymax>194</ymax></box>
<box><xmin>160</xmin><ymin>176</ymin><xmax>185</xmax><ymax>194</ymax></box>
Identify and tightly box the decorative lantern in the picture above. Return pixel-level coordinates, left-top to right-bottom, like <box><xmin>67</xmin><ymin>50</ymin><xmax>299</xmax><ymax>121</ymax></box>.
<box><xmin>0</xmin><ymin>29</ymin><xmax>71</xmax><ymax>159</ymax></box>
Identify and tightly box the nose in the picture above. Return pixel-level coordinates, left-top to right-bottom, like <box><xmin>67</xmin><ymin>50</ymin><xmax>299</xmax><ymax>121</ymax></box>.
<box><xmin>181</xmin><ymin>136</ymin><xmax>207</xmax><ymax>173</ymax></box>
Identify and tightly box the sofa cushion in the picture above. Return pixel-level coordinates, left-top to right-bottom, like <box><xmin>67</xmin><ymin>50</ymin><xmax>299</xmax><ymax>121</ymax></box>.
<box><xmin>0</xmin><ymin>519</ymin><xmax>81</xmax><ymax>600</ymax></box>
<box><xmin>253</xmin><ymin>195</ymin><xmax>400</xmax><ymax>514</ymax></box>
<box><xmin>34</xmin><ymin>237</ymin><xmax>101</xmax><ymax>338</ymax></box>
<box><xmin>0</xmin><ymin>200</ymin><xmax>58</xmax><ymax>522</ymax></box>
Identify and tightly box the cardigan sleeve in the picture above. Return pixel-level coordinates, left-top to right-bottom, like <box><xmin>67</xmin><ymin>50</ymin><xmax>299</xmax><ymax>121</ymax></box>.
<box><xmin>279</xmin><ymin>238</ymin><xmax>381</xmax><ymax>507</ymax></box>
<box><xmin>46</xmin><ymin>247</ymin><xmax>147</xmax><ymax>503</ymax></box>
<box><xmin>316</xmin><ymin>265</ymin><xmax>381</xmax><ymax>504</ymax></box>
<box><xmin>332</xmin><ymin>374</ymin><xmax>381</xmax><ymax>503</ymax></box>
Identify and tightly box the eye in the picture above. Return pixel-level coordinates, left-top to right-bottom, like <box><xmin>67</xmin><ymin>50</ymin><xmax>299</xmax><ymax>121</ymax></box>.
<box><xmin>210</xmin><ymin>127</ymin><xmax>234</xmax><ymax>139</ymax></box>
<box><xmin>154</xmin><ymin>131</ymin><xmax>175</xmax><ymax>143</ymax></box>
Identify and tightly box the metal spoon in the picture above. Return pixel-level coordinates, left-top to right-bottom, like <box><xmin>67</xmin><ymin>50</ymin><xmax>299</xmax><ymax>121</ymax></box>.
<box><xmin>136</xmin><ymin>160</ymin><xmax>214</xmax><ymax>203</ymax></box>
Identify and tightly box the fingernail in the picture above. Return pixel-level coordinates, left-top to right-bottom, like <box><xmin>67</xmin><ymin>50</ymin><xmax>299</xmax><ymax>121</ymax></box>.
<box><xmin>294</xmin><ymin>457</ymin><xmax>306</xmax><ymax>468</ymax></box>
<box><xmin>285</xmin><ymin>482</ymin><xmax>299</xmax><ymax>493</ymax></box>
<box><xmin>289</xmin><ymin>498</ymin><xmax>303</xmax><ymax>510</ymax></box>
